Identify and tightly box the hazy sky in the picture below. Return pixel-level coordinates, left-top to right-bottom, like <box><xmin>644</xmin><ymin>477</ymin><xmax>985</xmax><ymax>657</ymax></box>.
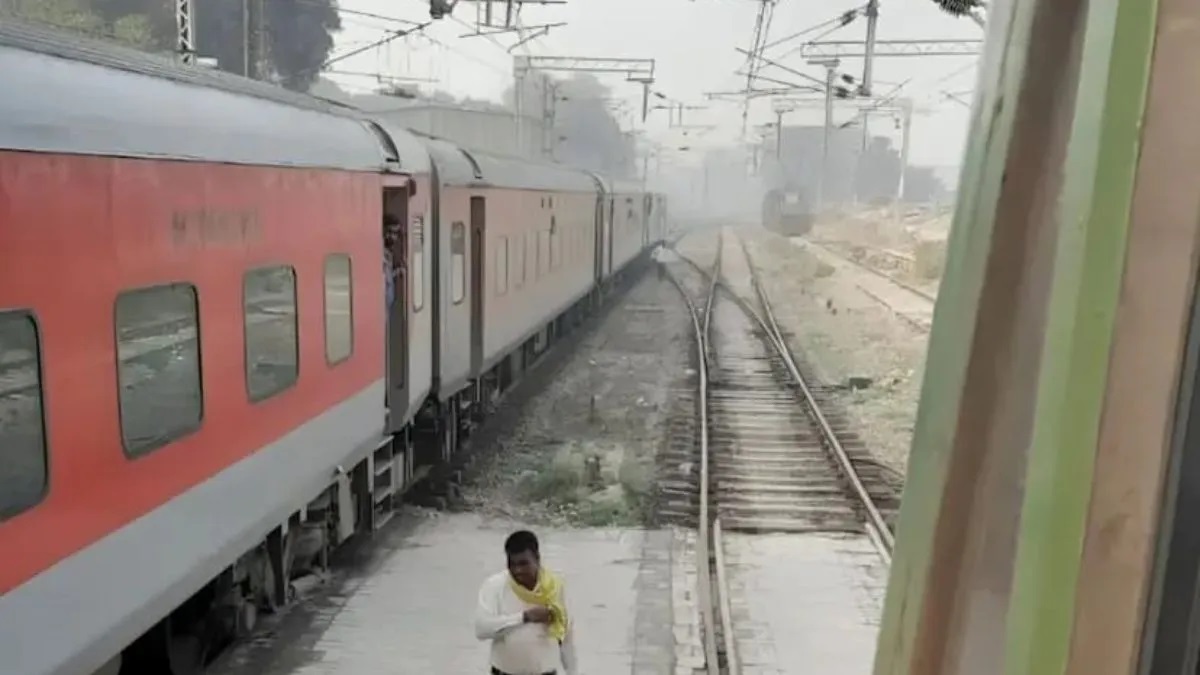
<box><xmin>329</xmin><ymin>0</ymin><xmax>982</xmax><ymax>167</ymax></box>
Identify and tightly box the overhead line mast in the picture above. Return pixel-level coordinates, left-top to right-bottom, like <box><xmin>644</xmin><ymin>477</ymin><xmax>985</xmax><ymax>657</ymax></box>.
<box><xmin>740</xmin><ymin>0</ymin><xmax>777</xmax><ymax>137</ymax></box>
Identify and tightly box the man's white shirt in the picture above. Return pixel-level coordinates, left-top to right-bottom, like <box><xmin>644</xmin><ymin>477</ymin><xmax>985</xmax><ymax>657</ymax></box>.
<box><xmin>474</xmin><ymin>571</ymin><xmax>578</xmax><ymax>675</ymax></box>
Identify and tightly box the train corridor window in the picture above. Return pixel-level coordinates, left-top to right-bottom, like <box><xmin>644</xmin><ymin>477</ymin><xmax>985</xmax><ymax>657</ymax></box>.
<box><xmin>534</xmin><ymin>231</ymin><xmax>543</xmax><ymax>279</ymax></box>
<box><xmin>549</xmin><ymin>218</ymin><xmax>558</xmax><ymax>270</ymax></box>
<box><xmin>324</xmin><ymin>254</ymin><xmax>353</xmax><ymax>365</ymax></box>
<box><xmin>412</xmin><ymin>224</ymin><xmax>425</xmax><ymax>312</ymax></box>
<box><xmin>514</xmin><ymin>234</ymin><xmax>525</xmax><ymax>288</ymax></box>
<box><xmin>244</xmin><ymin>266</ymin><xmax>299</xmax><ymax>401</ymax></box>
<box><xmin>526</xmin><ymin>233</ymin><xmax>533</xmax><ymax>284</ymax></box>
<box><xmin>496</xmin><ymin>237</ymin><xmax>509</xmax><ymax>296</ymax></box>
<box><xmin>115</xmin><ymin>284</ymin><xmax>202</xmax><ymax>458</ymax></box>
<box><xmin>451</xmin><ymin>222</ymin><xmax>466</xmax><ymax>304</ymax></box>
<box><xmin>0</xmin><ymin>312</ymin><xmax>48</xmax><ymax>519</ymax></box>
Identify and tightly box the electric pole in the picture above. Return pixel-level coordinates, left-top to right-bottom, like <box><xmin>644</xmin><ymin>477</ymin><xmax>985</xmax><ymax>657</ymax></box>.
<box><xmin>541</xmin><ymin>78</ymin><xmax>562</xmax><ymax>160</ymax></box>
<box><xmin>242</xmin><ymin>0</ymin><xmax>264</xmax><ymax>79</ymax></box>
<box><xmin>807</xmin><ymin>58</ymin><xmax>840</xmax><ymax>213</ymax></box>
<box><xmin>861</xmin><ymin>0</ymin><xmax>879</xmax><ymax>96</ymax></box>
<box><xmin>895</xmin><ymin>97</ymin><xmax>913</xmax><ymax>214</ymax></box>
<box><xmin>176</xmin><ymin>0</ymin><xmax>195</xmax><ymax>65</ymax></box>
<box><xmin>775</xmin><ymin>110</ymin><xmax>784</xmax><ymax>158</ymax></box>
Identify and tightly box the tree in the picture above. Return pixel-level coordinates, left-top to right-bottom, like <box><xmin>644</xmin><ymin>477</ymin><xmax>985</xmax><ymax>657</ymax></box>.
<box><xmin>24</xmin><ymin>0</ymin><xmax>344</xmax><ymax>91</ymax></box>
<box><xmin>2</xmin><ymin>0</ymin><xmax>156</xmax><ymax>49</ymax></box>
<box><xmin>930</xmin><ymin>0</ymin><xmax>984</xmax><ymax>16</ymax></box>
<box><xmin>263</xmin><ymin>0</ymin><xmax>341</xmax><ymax>91</ymax></box>
<box><xmin>87</xmin><ymin>0</ymin><xmax>174</xmax><ymax>49</ymax></box>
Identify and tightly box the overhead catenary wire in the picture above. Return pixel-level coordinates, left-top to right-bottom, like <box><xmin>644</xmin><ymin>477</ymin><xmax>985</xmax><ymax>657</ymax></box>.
<box><xmin>321</xmin><ymin>21</ymin><xmax>434</xmax><ymax>69</ymax></box>
<box><xmin>762</xmin><ymin>5</ymin><xmax>864</xmax><ymax>52</ymax></box>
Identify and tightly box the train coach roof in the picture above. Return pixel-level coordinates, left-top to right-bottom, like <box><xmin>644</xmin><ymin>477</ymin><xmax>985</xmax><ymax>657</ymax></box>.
<box><xmin>470</xmin><ymin>152</ymin><xmax>597</xmax><ymax>192</ymax></box>
<box><xmin>406</xmin><ymin>129</ymin><xmax>596</xmax><ymax>192</ymax></box>
<box><xmin>417</xmin><ymin>135</ymin><xmax>483</xmax><ymax>185</ymax></box>
<box><xmin>369</xmin><ymin>120</ymin><xmax>433</xmax><ymax>175</ymax></box>
<box><xmin>585</xmin><ymin>172</ymin><xmax>612</xmax><ymax>193</ymax></box>
<box><xmin>609</xmin><ymin>180</ymin><xmax>647</xmax><ymax>195</ymax></box>
<box><xmin>0</xmin><ymin>20</ymin><xmax>391</xmax><ymax>171</ymax></box>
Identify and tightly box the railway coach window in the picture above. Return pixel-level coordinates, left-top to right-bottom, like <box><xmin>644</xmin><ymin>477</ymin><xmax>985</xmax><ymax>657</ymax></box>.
<box><xmin>0</xmin><ymin>312</ymin><xmax>48</xmax><ymax>519</ymax></box>
<box><xmin>244</xmin><ymin>266</ymin><xmax>299</xmax><ymax>401</ymax></box>
<box><xmin>324</xmin><ymin>255</ymin><xmax>353</xmax><ymax>365</ymax></box>
<box><xmin>115</xmin><ymin>284</ymin><xmax>203</xmax><ymax>458</ymax></box>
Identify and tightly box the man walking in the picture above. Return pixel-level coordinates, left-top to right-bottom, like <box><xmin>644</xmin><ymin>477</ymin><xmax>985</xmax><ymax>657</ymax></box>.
<box><xmin>475</xmin><ymin>530</ymin><xmax>578</xmax><ymax>675</ymax></box>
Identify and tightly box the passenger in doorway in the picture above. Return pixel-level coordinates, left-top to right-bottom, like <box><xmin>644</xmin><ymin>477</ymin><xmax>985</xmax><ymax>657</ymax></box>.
<box><xmin>475</xmin><ymin>530</ymin><xmax>578</xmax><ymax>675</ymax></box>
<box><xmin>383</xmin><ymin>214</ymin><xmax>400</xmax><ymax>311</ymax></box>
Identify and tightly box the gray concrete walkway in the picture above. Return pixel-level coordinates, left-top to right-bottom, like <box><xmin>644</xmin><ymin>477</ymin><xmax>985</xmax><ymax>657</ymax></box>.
<box><xmin>210</xmin><ymin>511</ymin><xmax>675</xmax><ymax>675</ymax></box>
<box><xmin>724</xmin><ymin>532</ymin><xmax>887</xmax><ymax>675</ymax></box>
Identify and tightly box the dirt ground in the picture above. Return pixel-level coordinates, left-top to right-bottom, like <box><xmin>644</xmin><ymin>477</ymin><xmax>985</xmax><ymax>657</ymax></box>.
<box><xmin>812</xmin><ymin>206</ymin><xmax>952</xmax><ymax>297</ymax></box>
<box><xmin>676</xmin><ymin>224</ymin><xmax>930</xmax><ymax>477</ymax></box>
<box><xmin>458</xmin><ymin>270</ymin><xmax>693</xmax><ymax>527</ymax></box>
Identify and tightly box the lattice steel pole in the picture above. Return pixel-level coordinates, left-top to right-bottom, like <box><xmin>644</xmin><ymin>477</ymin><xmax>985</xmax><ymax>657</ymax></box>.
<box><xmin>861</xmin><ymin>0</ymin><xmax>879</xmax><ymax>96</ymax></box>
<box><xmin>177</xmin><ymin>0</ymin><xmax>195</xmax><ymax>65</ymax></box>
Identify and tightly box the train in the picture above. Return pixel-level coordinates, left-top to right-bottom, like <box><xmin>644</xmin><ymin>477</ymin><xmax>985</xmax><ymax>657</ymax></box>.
<box><xmin>761</xmin><ymin>185</ymin><xmax>815</xmax><ymax>237</ymax></box>
<box><xmin>0</xmin><ymin>21</ymin><xmax>667</xmax><ymax>675</ymax></box>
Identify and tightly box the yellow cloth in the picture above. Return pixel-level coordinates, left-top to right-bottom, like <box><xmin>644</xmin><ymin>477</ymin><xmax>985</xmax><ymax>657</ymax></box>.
<box><xmin>509</xmin><ymin>568</ymin><xmax>568</xmax><ymax>641</ymax></box>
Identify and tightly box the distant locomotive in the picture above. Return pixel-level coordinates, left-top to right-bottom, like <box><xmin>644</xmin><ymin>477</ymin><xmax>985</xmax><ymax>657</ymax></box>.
<box><xmin>762</xmin><ymin>186</ymin><xmax>815</xmax><ymax>237</ymax></box>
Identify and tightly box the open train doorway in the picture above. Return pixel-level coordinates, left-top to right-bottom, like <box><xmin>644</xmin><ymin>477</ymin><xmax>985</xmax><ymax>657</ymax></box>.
<box><xmin>383</xmin><ymin>182</ymin><xmax>410</xmax><ymax>429</ymax></box>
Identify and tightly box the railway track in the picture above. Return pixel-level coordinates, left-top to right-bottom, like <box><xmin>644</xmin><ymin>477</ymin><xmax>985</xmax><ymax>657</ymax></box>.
<box><xmin>659</xmin><ymin>229</ymin><xmax>901</xmax><ymax>675</ymax></box>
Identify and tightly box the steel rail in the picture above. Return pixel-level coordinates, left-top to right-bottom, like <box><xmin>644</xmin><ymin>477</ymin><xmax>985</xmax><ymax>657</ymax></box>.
<box><xmin>736</xmin><ymin>236</ymin><xmax>895</xmax><ymax>561</ymax></box>
<box><xmin>668</xmin><ymin>236</ymin><xmax>894</xmax><ymax>563</ymax></box>
<box><xmin>660</xmin><ymin>246</ymin><xmax>722</xmax><ymax>675</ymax></box>
<box><xmin>704</xmin><ymin>236</ymin><xmax>739</xmax><ymax>675</ymax></box>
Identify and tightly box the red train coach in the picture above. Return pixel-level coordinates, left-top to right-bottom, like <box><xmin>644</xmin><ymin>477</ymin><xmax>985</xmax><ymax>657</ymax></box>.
<box><xmin>0</xmin><ymin>22</ymin><xmax>417</xmax><ymax>675</ymax></box>
<box><xmin>0</xmin><ymin>20</ymin><xmax>663</xmax><ymax>675</ymax></box>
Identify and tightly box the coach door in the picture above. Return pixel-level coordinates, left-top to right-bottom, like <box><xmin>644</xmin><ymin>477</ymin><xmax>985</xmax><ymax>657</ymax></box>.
<box><xmin>606</xmin><ymin>197</ymin><xmax>616</xmax><ymax>276</ymax></box>
<box><xmin>593</xmin><ymin>195</ymin><xmax>605</xmax><ymax>284</ymax></box>
<box><xmin>384</xmin><ymin>184</ymin><xmax>409</xmax><ymax>427</ymax></box>
<box><xmin>469</xmin><ymin>196</ymin><xmax>486</xmax><ymax>377</ymax></box>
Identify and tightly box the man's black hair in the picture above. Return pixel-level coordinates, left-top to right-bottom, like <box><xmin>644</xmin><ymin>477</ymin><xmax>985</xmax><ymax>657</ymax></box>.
<box><xmin>504</xmin><ymin>530</ymin><xmax>540</xmax><ymax>558</ymax></box>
